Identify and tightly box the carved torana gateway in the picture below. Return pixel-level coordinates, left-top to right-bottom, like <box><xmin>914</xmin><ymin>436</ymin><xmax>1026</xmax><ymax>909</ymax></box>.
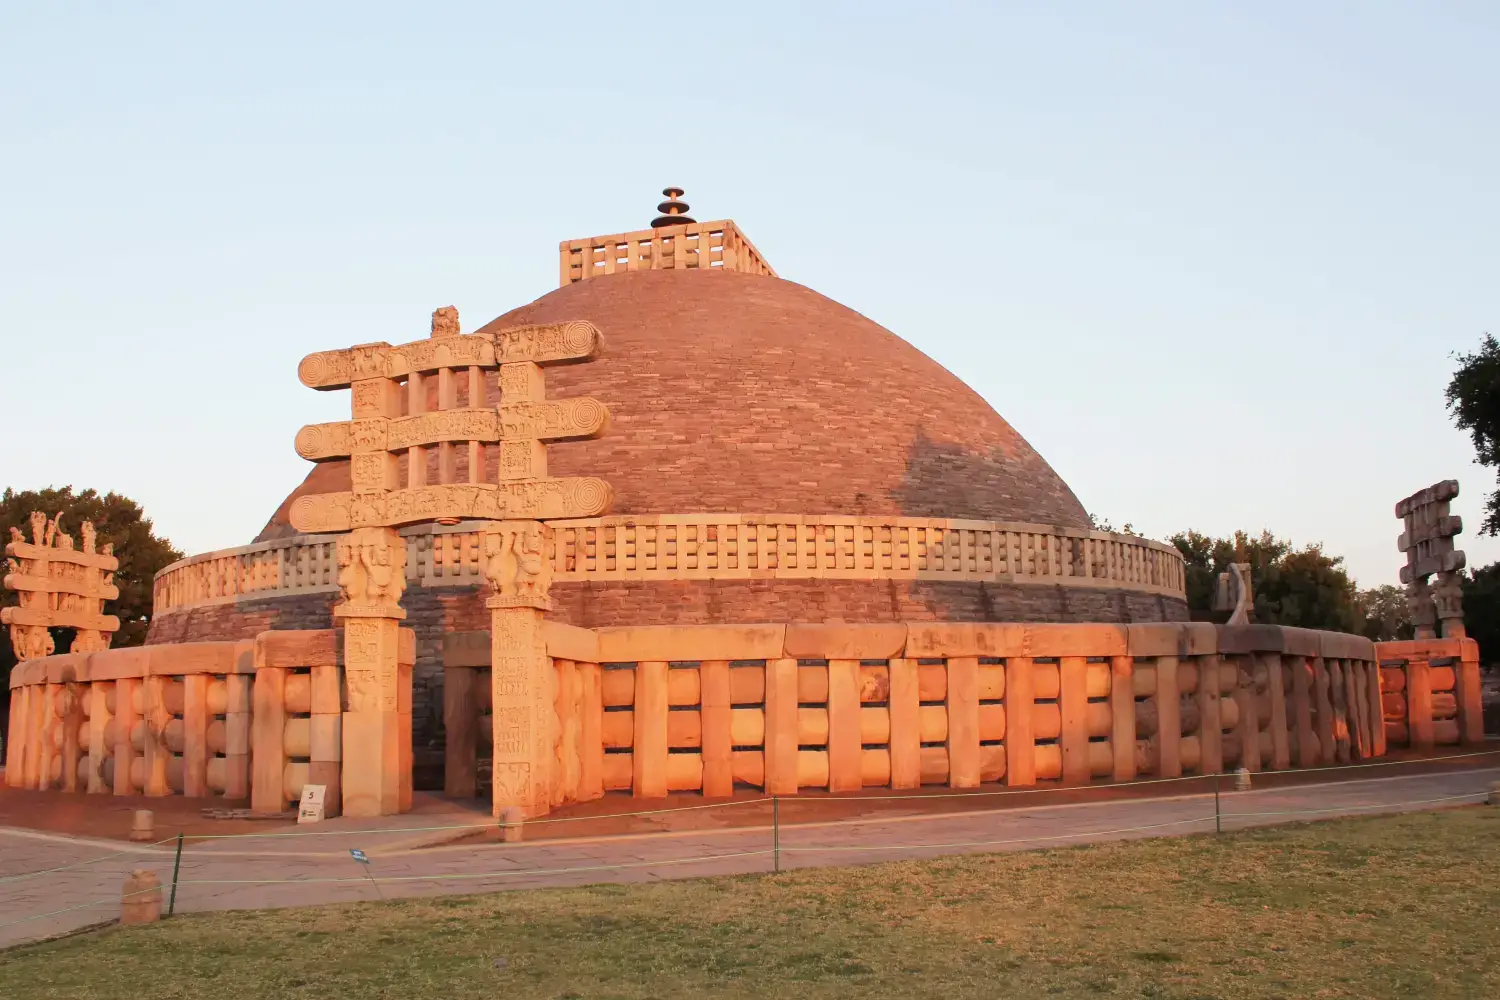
<box><xmin>1396</xmin><ymin>480</ymin><xmax>1466</xmax><ymax>640</ymax></box>
<box><xmin>290</xmin><ymin>305</ymin><xmax>611</xmax><ymax>816</ymax></box>
<box><xmin>3</xmin><ymin>513</ymin><xmax>120</xmax><ymax>660</ymax></box>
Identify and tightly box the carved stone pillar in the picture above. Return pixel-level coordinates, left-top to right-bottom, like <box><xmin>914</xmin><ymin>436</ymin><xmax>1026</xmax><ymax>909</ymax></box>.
<box><xmin>1433</xmin><ymin>571</ymin><xmax>1467</xmax><ymax>639</ymax></box>
<box><xmin>335</xmin><ymin>526</ymin><xmax>411</xmax><ymax>817</ymax></box>
<box><xmin>1407</xmin><ymin>578</ymin><xmax>1437</xmax><ymax>640</ymax></box>
<box><xmin>483</xmin><ymin>520</ymin><xmax>555</xmax><ymax>818</ymax></box>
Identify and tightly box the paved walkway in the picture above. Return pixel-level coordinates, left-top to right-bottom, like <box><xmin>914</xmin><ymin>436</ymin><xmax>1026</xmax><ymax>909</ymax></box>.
<box><xmin>2</xmin><ymin>766</ymin><xmax>1495</xmax><ymax>949</ymax></box>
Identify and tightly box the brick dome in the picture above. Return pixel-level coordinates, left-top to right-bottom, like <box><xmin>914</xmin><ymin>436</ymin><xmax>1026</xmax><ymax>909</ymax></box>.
<box><xmin>258</xmin><ymin>268</ymin><xmax>1087</xmax><ymax>538</ymax></box>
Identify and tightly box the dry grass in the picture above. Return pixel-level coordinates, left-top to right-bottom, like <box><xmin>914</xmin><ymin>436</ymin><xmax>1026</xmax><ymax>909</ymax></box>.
<box><xmin>3</xmin><ymin>808</ymin><xmax>1497</xmax><ymax>999</ymax></box>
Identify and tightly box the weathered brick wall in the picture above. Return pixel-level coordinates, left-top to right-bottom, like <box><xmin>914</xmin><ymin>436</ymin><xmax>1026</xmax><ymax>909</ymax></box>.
<box><xmin>259</xmin><ymin>269</ymin><xmax>1092</xmax><ymax>541</ymax></box>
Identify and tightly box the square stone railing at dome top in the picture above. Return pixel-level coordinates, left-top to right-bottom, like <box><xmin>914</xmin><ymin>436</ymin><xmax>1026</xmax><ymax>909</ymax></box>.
<box><xmin>558</xmin><ymin>219</ymin><xmax>775</xmax><ymax>286</ymax></box>
<box><xmin>149</xmin><ymin>516</ymin><xmax>1187</xmax><ymax>616</ymax></box>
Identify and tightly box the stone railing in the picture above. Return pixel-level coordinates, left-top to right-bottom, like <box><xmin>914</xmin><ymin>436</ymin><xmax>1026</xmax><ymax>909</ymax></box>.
<box><xmin>7</xmin><ymin>621</ymin><xmax>1484</xmax><ymax>816</ymax></box>
<box><xmin>4</xmin><ymin>629</ymin><xmax>414</xmax><ymax>813</ymax></box>
<box><xmin>442</xmin><ymin>622</ymin><xmax>1407</xmax><ymax>808</ymax></box>
<box><xmin>5</xmin><ymin>641</ymin><xmax>256</xmax><ymax>800</ymax></box>
<box><xmin>558</xmin><ymin>219</ymin><xmax>775</xmax><ymax>285</ymax></box>
<box><xmin>1375</xmin><ymin>637</ymin><xmax>1484</xmax><ymax>749</ymax></box>
<box><xmin>152</xmin><ymin>515</ymin><xmax>1188</xmax><ymax>616</ymax></box>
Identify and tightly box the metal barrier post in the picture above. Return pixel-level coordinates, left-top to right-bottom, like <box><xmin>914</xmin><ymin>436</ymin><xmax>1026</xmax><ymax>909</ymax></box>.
<box><xmin>772</xmin><ymin>796</ymin><xmax>781</xmax><ymax>873</ymax></box>
<box><xmin>168</xmin><ymin>832</ymin><xmax>184</xmax><ymax>915</ymax></box>
<box><xmin>1214</xmin><ymin>772</ymin><xmax>1222</xmax><ymax>835</ymax></box>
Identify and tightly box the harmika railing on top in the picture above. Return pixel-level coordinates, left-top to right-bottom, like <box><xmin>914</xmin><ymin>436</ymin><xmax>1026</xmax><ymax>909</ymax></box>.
<box><xmin>558</xmin><ymin>220</ymin><xmax>775</xmax><ymax>286</ymax></box>
<box><xmin>151</xmin><ymin>515</ymin><xmax>1188</xmax><ymax>615</ymax></box>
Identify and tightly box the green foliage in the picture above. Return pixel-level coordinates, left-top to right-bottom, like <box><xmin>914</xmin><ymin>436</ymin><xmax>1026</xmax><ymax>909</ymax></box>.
<box><xmin>1087</xmin><ymin>513</ymin><xmax>1139</xmax><ymax>536</ymax></box>
<box><xmin>1354</xmin><ymin>584</ymin><xmax>1413</xmax><ymax>642</ymax></box>
<box><xmin>1445</xmin><ymin>333</ymin><xmax>1500</xmax><ymax>535</ymax></box>
<box><xmin>1462</xmin><ymin>562</ymin><xmax>1500</xmax><ymax>665</ymax></box>
<box><xmin>1</xmin><ymin>486</ymin><xmax>182</xmax><ymax>689</ymax></box>
<box><xmin>1168</xmin><ymin>529</ymin><xmax>1361</xmax><ymax>632</ymax></box>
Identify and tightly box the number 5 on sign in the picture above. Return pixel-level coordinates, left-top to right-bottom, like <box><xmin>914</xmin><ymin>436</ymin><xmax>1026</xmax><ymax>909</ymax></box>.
<box><xmin>299</xmin><ymin>784</ymin><xmax>327</xmax><ymax>824</ymax></box>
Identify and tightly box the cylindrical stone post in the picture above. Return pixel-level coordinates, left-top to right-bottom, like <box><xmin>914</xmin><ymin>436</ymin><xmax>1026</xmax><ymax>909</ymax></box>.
<box><xmin>121</xmin><ymin>870</ymin><xmax>163</xmax><ymax>925</ymax></box>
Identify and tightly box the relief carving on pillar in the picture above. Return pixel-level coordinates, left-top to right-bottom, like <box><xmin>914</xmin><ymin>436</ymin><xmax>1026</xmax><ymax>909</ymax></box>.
<box><xmin>335</xmin><ymin>526</ymin><xmax>408</xmax><ymax>619</ymax></box>
<box><xmin>482</xmin><ymin>521</ymin><xmax>554</xmax><ymax>611</ymax></box>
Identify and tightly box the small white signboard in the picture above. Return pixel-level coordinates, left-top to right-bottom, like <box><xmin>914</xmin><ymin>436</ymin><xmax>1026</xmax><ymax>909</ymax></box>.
<box><xmin>298</xmin><ymin>784</ymin><xmax>327</xmax><ymax>824</ymax></box>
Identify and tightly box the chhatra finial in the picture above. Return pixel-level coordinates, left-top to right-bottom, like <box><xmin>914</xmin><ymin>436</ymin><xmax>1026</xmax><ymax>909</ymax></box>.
<box><xmin>651</xmin><ymin>187</ymin><xmax>695</xmax><ymax>228</ymax></box>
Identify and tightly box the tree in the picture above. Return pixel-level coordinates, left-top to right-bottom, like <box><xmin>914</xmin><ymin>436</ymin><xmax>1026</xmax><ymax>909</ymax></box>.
<box><xmin>1168</xmin><ymin>529</ymin><xmax>1361</xmax><ymax>632</ymax></box>
<box><xmin>1461</xmin><ymin>562</ymin><xmax>1500</xmax><ymax>664</ymax></box>
<box><xmin>1088</xmin><ymin>513</ymin><xmax>1139</xmax><ymax>536</ymax></box>
<box><xmin>1</xmin><ymin>487</ymin><xmax>182</xmax><ymax>692</ymax></box>
<box><xmin>1353</xmin><ymin>584</ymin><xmax>1412</xmax><ymax>642</ymax></box>
<box><xmin>1445</xmin><ymin>333</ymin><xmax>1500</xmax><ymax>535</ymax></box>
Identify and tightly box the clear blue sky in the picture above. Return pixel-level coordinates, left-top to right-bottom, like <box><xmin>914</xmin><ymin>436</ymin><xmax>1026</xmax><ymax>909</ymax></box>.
<box><xmin>3</xmin><ymin>3</ymin><xmax>1496</xmax><ymax>587</ymax></box>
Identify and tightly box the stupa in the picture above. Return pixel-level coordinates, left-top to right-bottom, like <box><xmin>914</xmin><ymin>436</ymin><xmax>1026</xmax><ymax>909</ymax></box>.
<box><xmin>7</xmin><ymin>194</ymin><xmax>1472</xmax><ymax>821</ymax></box>
<box><xmin>146</xmin><ymin>191</ymin><xmax>1188</xmax><ymax>781</ymax></box>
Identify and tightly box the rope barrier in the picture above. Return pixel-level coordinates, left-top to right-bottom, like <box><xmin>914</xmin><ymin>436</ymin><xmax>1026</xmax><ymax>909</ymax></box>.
<box><xmin>161</xmin><ymin>747</ymin><xmax>1500</xmax><ymax>844</ymax></box>
<box><xmin>178</xmin><ymin>796</ymin><xmax>766</xmax><ymax>842</ymax></box>
<box><xmin>1220</xmin><ymin>791</ymin><xmax>1488</xmax><ymax>820</ymax></box>
<box><xmin>3</xmin><ymin>748</ymin><xmax>1495</xmax><ymax>887</ymax></box>
<box><xmin>776</xmin><ymin>815</ymin><xmax>1215</xmax><ymax>854</ymax></box>
<box><xmin>0</xmin><ymin>883</ymin><xmax>168</xmax><ymax>932</ymax></box>
<box><xmin>0</xmin><ymin>836</ymin><xmax>180</xmax><ymax>886</ymax></box>
<box><xmin>2</xmin><ymin>784</ymin><xmax>1492</xmax><ymax>935</ymax></box>
<box><xmin>170</xmin><ymin>848</ymin><xmax>777</xmax><ymax>886</ymax></box>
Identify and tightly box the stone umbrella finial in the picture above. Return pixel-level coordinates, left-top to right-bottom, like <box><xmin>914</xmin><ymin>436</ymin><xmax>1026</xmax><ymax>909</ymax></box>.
<box><xmin>651</xmin><ymin>187</ymin><xmax>695</xmax><ymax>228</ymax></box>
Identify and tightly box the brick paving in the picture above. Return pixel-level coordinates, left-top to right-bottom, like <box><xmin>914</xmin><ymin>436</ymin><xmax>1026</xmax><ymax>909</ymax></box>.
<box><xmin>2</xmin><ymin>766</ymin><xmax>1495</xmax><ymax>949</ymax></box>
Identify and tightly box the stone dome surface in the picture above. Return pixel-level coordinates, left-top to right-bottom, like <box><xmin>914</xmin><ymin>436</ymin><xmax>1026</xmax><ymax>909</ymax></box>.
<box><xmin>258</xmin><ymin>268</ymin><xmax>1087</xmax><ymax>539</ymax></box>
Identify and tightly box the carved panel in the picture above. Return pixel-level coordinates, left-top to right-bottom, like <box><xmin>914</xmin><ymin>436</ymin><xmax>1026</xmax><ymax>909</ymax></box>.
<box><xmin>498</xmin><ymin>398</ymin><xmax>609</xmax><ymax>442</ymax></box>
<box><xmin>289</xmin><ymin>479</ymin><xmax>615</xmax><ymax>532</ymax></box>
<box><xmin>386</xmin><ymin>409</ymin><xmax>500</xmax><ymax>451</ymax></box>
<box><xmin>488</xmin><ymin>321</ymin><xmax>601</xmax><ymax>365</ymax></box>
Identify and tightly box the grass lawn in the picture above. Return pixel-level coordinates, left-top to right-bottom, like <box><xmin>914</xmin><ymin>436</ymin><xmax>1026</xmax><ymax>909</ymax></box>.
<box><xmin>2</xmin><ymin>807</ymin><xmax>1497</xmax><ymax>999</ymax></box>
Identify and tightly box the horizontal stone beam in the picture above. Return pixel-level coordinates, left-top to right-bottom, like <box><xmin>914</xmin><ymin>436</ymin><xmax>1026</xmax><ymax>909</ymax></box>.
<box><xmin>294</xmin><ymin>399</ymin><xmax>609</xmax><ymax>460</ymax></box>
<box><xmin>1</xmin><ymin>606</ymin><xmax>119</xmax><ymax>632</ymax></box>
<box><xmin>1395</xmin><ymin>479</ymin><xmax>1459</xmax><ymax>517</ymax></box>
<box><xmin>288</xmin><ymin>479</ymin><xmax>614</xmax><ymax>532</ymax></box>
<box><xmin>296</xmin><ymin>321</ymin><xmax>602</xmax><ymax>389</ymax></box>
<box><xmin>5</xmin><ymin>540</ymin><xmax>118</xmax><ymax>571</ymax></box>
<box><xmin>2</xmin><ymin>573</ymin><xmax>119</xmax><ymax>601</ymax></box>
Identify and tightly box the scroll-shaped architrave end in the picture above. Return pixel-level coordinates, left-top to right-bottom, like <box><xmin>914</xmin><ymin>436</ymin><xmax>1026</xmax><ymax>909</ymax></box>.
<box><xmin>498</xmin><ymin>397</ymin><xmax>610</xmax><ymax>442</ymax></box>
<box><xmin>485</xmin><ymin>320</ymin><xmax>602</xmax><ymax>366</ymax></box>
<box><xmin>288</xmin><ymin>479</ymin><xmax>615</xmax><ymax>533</ymax></box>
<box><xmin>295</xmin><ymin>420</ymin><xmax>355</xmax><ymax>461</ymax></box>
<box><xmin>297</xmin><ymin>342</ymin><xmax>392</xmax><ymax>390</ymax></box>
